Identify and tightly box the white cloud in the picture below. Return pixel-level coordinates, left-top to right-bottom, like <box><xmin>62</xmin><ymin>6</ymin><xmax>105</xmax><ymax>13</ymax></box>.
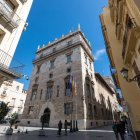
<box><xmin>94</xmin><ymin>49</ymin><xmax>106</xmax><ymax>60</ymax></box>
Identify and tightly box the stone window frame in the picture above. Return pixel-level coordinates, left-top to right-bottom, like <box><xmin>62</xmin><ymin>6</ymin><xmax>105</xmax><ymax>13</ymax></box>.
<box><xmin>56</xmin><ymin>85</ymin><xmax>60</xmax><ymax>97</ymax></box>
<box><xmin>52</xmin><ymin>47</ymin><xmax>56</xmax><ymax>53</ymax></box>
<box><xmin>28</xmin><ymin>106</ymin><xmax>34</xmax><ymax>115</ymax></box>
<box><xmin>84</xmin><ymin>53</ymin><xmax>88</xmax><ymax>65</ymax></box>
<box><xmin>46</xmin><ymin>81</ymin><xmax>54</xmax><ymax>100</ymax></box>
<box><xmin>49</xmin><ymin>73</ymin><xmax>53</xmax><ymax>79</ymax></box>
<box><xmin>30</xmin><ymin>84</ymin><xmax>38</xmax><ymax>101</ymax></box>
<box><xmin>66</xmin><ymin>52</ymin><xmax>73</xmax><ymax>64</ymax></box>
<box><xmin>35</xmin><ymin>77</ymin><xmax>39</xmax><ymax>83</ymax></box>
<box><xmin>85</xmin><ymin>76</ymin><xmax>91</xmax><ymax>97</ymax></box>
<box><xmin>64</xmin><ymin>75</ymin><xmax>72</xmax><ymax>96</ymax></box>
<box><xmin>36</xmin><ymin>65</ymin><xmax>41</xmax><ymax>74</ymax></box>
<box><xmin>89</xmin><ymin>60</ymin><xmax>92</xmax><ymax>70</ymax></box>
<box><xmin>10</xmin><ymin>98</ymin><xmax>16</xmax><ymax>107</ymax></box>
<box><xmin>49</xmin><ymin>59</ymin><xmax>55</xmax><ymax>70</ymax></box>
<box><xmin>64</xmin><ymin>102</ymin><xmax>73</xmax><ymax>115</ymax></box>
<box><xmin>16</xmin><ymin>86</ymin><xmax>19</xmax><ymax>91</ymax></box>
<box><xmin>67</xmin><ymin>67</ymin><xmax>71</xmax><ymax>73</ymax></box>
<box><xmin>40</xmin><ymin>89</ymin><xmax>43</xmax><ymax>100</ymax></box>
<box><xmin>67</xmin><ymin>40</ymin><xmax>73</xmax><ymax>46</ymax></box>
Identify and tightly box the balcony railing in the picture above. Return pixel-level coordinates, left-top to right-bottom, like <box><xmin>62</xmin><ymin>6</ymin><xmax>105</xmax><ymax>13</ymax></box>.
<box><xmin>0</xmin><ymin>0</ymin><xmax>20</xmax><ymax>29</ymax></box>
<box><xmin>0</xmin><ymin>49</ymin><xmax>24</xmax><ymax>78</ymax></box>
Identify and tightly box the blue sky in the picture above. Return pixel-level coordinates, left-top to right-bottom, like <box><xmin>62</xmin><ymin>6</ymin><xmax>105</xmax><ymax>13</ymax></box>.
<box><xmin>14</xmin><ymin>0</ymin><xmax>109</xmax><ymax>89</ymax></box>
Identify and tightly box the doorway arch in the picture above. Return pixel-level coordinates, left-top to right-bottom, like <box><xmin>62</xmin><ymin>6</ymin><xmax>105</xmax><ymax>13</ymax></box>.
<box><xmin>43</xmin><ymin>108</ymin><xmax>51</xmax><ymax>127</ymax></box>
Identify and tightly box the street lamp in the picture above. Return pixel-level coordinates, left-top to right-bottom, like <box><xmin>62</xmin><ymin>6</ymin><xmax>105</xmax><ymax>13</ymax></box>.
<box><xmin>120</xmin><ymin>67</ymin><xmax>140</xmax><ymax>87</ymax></box>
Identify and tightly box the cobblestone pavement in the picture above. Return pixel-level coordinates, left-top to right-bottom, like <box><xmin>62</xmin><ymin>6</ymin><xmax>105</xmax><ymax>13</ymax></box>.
<box><xmin>0</xmin><ymin>125</ymin><xmax>135</xmax><ymax>140</ymax></box>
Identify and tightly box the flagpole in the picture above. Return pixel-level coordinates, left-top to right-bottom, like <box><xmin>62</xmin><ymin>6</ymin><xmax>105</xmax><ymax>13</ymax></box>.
<box><xmin>75</xmin><ymin>82</ymin><xmax>78</xmax><ymax>131</ymax></box>
<box><xmin>70</xmin><ymin>75</ymin><xmax>73</xmax><ymax>132</ymax></box>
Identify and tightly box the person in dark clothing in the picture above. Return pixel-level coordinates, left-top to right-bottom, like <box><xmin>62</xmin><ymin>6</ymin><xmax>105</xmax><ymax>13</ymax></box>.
<box><xmin>64</xmin><ymin>120</ymin><xmax>67</xmax><ymax>135</ymax></box>
<box><xmin>112</xmin><ymin>121</ymin><xmax>119</xmax><ymax>140</ymax></box>
<box><xmin>58</xmin><ymin>120</ymin><xmax>62</xmax><ymax>135</ymax></box>
<box><xmin>117</xmin><ymin>121</ymin><xmax>125</xmax><ymax>140</ymax></box>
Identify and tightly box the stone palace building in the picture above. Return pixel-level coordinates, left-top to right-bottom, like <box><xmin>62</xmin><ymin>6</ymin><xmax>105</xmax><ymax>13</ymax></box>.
<box><xmin>21</xmin><ymin>28</ymin><xmax>119</xmax><ymax>129</ymax></box>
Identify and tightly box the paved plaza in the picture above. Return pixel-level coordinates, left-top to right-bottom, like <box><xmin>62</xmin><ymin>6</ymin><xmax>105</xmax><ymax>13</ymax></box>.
<box><xmin>0</xmin><ymin>125</ymin><xmax>135</xmax><ymax>140</ymax></box>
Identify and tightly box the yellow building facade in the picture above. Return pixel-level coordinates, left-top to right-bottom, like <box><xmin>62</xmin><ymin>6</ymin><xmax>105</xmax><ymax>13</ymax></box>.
<box><xmin>100</xmin><ymin>0</ymin><xmax>140</xmax><ymax>139</ymax></box>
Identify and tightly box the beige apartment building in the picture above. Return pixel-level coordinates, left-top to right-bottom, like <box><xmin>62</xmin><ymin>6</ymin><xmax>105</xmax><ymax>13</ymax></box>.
<box><xmin>0</xmin><ymin>80</ymin><xmax>27</xmax><ymax>118</ymax></box>
<box><xmin>0</xmin><ymin>0</ymin><xmax>33</xmax><ymax>84</ymax></box>
<box><xmin>21</xmin><ymin>29</ymin><xmax>119</xmax><ymax>129</ymax></box>
<box><xmin>100</xmin><ymin>0</ymin><xmax>140</xmax><ymax>139</ymax></box>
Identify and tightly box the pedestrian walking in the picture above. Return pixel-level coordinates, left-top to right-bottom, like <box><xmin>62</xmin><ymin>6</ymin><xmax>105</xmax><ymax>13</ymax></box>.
<box><xmin>117</xmin><ymin>121</ymin><xmax>125</xmax><ymax>140</ymax></box>
<box><xmin>112</xmin><ymin>121</ymin><xmax>119</xmax><ymax>140</ymax></box>
<box><xmin>58</xmin><ymin>120</ymin><xmax>62</xmax><ymax>135</ymax></box>
<box><xmin>64</xmin><ymin>120</ymin><xmax>67</xmax><ymax>135</ymax></box>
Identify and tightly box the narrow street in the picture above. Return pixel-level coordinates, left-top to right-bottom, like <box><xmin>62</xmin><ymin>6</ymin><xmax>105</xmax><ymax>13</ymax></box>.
<box><xmin>0</xmin><ymin>125</ymin><xmax>135</xmax><ymax>140</ymax></box>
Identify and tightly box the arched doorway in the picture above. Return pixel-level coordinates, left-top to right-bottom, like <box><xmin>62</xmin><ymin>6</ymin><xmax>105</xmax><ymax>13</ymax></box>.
<box><xmin>43</xmin><ymin>108</ymin><xmax>51</xmax><ymax>127</ymax></box>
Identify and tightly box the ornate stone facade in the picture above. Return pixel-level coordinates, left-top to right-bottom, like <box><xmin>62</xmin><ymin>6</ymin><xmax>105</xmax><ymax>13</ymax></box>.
<box><xmin>21</xmin><ymin>29</ymin><xmax>119</xmax><ymax>129</ymax></box>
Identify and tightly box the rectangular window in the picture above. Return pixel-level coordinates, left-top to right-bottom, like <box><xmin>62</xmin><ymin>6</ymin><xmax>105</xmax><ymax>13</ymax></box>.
<box><xmin>0</xmin><ymin>31</ymin><xmax>5</xmax><ymax>44</ymax></box>
<box><xmin>40</xmin><ymin>89</ymin><xmax>43</xmax><ymax>100</ymax></box>
<box><xmin>31</xmin><ymin>89</ymin><xmax>37</xmax><ymax>100</ymax></box>
<box><xmin>28</xmin><ymin>106</ymin><xmax>34</xmax><ymax>115</ymax></box>
<box><xmin>52</xmin><ymin>47</ymin><xmax>56</xmax><ymax>53</ymax></box>
<box><xmin>67</xmin><ymin>40</ymin><xmax>72</xmax><ymax>46</ymax></box>
<box><xmin>85</xmin><ymin>54</ymin><xmax>87</xmax><ymax>64</ymax></box>
<box><xmin>47</xmin><ymin>85</ymin><xmax>53</xmax><ymax>100</ymax></box>
<box><xmin>36</xmin><ymin>65</ymin><xmax>41</xmax><ymax>74</ymax></box>
<box><xmin>57</xmin><ymin>85</ymin><xmax>59</xmax><ymax>97</ymax></box>
<box><xmin>16</xmin><ymin>86</ymin><xmax>19</xmax><ymax>91</ymax></box>
<box><xmin>67</xmin><ymin>54</ymin><xmax>72</xmax><ymax>63</ymax></box>
<box><xmin>50</xmin><ymin>60</ymin><xmax>55</xmax><ymax>69</ymax></box>
<box><xmin>19</xmin><ymin>100</ymin><xmax>23</xmax><ymax>108</ymax></box>
<box><xmin>10</xmin><ymin>98</ymin><xmax>16</xmax><ymax>107</ymax></box>
<box><xmin>64</xmin><ymin>102</ymin><xmax>73</xmax><ymax>115</ymax></box>
<box><xmin>89</xmin><ymin>61</ymin><xmax>92</xmax><ymax>69</ymax></box>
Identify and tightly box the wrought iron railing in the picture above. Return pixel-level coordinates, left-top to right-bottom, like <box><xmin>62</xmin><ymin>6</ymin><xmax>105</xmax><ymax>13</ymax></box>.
<box><xmin>0</xmin><ymin>0</ymin><xmax>20</xmax><ymax>28</ymax></box>
<box><xmin>0</xmin><ymin>49</ymin><xmax>24</xmax><ymax>77</ymax></box>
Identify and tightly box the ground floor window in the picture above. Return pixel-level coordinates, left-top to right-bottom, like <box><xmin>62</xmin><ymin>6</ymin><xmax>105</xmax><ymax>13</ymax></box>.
<box><xmin>64</xmin><ymin>102</ymin><xmax>73</xmax><ymax>115</ymax></box>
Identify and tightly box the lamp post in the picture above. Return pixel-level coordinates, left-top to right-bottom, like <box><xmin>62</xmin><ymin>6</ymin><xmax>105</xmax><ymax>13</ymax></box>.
<box><xmin>120</xmin><ymin>67</ymin><xmax>140</xmax><ymax>87</ymax></box>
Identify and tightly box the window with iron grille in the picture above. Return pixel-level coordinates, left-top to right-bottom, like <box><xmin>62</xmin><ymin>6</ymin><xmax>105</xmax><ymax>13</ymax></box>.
<box><xmin>67</xmin><ymin>54</ymin><xmax>72</xmax><ymax>63</ymax></box>
<box><xmin>31</xmin><ymin>89</ymin><xmax>37</xmax><ymax>100</ymax></box>
<box><xmin>57</xmin><ymin>85</ymin><xmax>59</xmax><ymax>97</ymax></box>
<box><xmin>64</xmin><ymin>102</ymin><xmax>73</xmax><ymax>115</ymax></box>
<box><xmin>28</xmin><ymin>106</ymin><xmax>34</xmax><ymax>115</ymax></box>
<box><xmin>46</xmin><ymin>85</ymin><xmax>53</xmax><ymax>100</ymax></box>
<box><xmin>50</xmin><ymin>60</ymin><xmax>55</xmax><ymax>69</ymax></box>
